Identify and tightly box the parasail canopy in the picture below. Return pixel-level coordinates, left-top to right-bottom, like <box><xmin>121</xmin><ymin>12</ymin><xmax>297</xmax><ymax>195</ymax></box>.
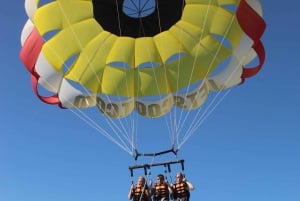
<box><xmin>20</xmin><ymin>0</ymin><xmax>266</xmax><ymax>155</ymax></box>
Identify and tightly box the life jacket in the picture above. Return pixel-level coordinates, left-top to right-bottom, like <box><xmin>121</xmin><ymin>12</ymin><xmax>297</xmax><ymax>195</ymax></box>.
<box><xmin>172</xmin><ymin>182</ymin><xmax>189</xmax><ymax>199</ymax></box>
<box><xmin>153</xmin><ymin>183</ymin><xmax>169</xmax><ymax>201</ymax></box>
<box><xmin>133</xmin><ymin>185</ymin><xmax>149</xmax><ymax>201</ymax></box>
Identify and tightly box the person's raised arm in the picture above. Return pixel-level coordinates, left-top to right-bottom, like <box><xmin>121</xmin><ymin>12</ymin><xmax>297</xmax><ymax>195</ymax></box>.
<box><xmin>185</xmin><ymin>180</ymin><xmax>195</xmax><ymax>191</ymax></box>
<box><xmin>128</xmin><ymin>184</ymin><xmax>134</xmax><ymax>199</ymax></box>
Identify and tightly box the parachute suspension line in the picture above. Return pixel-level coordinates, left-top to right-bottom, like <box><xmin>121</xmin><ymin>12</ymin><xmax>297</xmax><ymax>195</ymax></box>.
<box><xmin>153</xmin><ymin>1</ymin><xmax>184</xmax><ymax>149</ymax></box>
<box><xmin>179</xmin><ymin>55</ymin><xmax>241</xmax><ymax>148</ymax></box>
<box><xmin>179</xmin><ymin>26</ymin><xmax>250</xmax><ymax>148</ymax></box>
<box><xmin>176</xmin><ymin>4</ymin><xmax>238</xmax><ymax>149</ymax></box>
<box><xmin>161</xmin><ymin>97</ymin><xmax>178</xmax><ymax>149</ymax></box>
<box><xmin>152</xmin><ymin>52</ymin><xmax>175</xmax><ymax>147</ymax></box>
<box><xmin>173</xmin><ymin>110</ymin><xmax>180</xmax><ymax>147</ymax></box>
<box><xmin>48</xmin><ymin>0</ymin><xmax>174</xmax><ymax>157</ymax></box>
<box><xmin>47</xmin><ymin>2</ymin><xmax>137</xmax><ymax>155</ymax></box>
<box><xmin>131</xmin><ymin>106</ymin><xmax>140</xmax><ymax>155</ymax></box>
<box><xmin>102</xmin><ymin>111</ymin><xmax>135</xmax><ymax>150</ymax></box>
<box><xmin>95</xmin><ymin>99</ymin><xmax>132</xmax><ymax>147</ymax></box>
<box><xmin>32</xmin><ymin>40</ymin><xmax>134</xmax><ymax>154</ymax></box>
<box><xmin>155</xmin><ymin>0</ymin><xmax>162</xmax><ymax>33</ymax></box>
<box><xmin>167</xmin><ymin>109</ymin><xmax>179</xmax><ymax>148</ymax></box>
<box><xmin>69</xmin><ymin>108</ymin><xmax>133</xmax><ymax>155</ymax></box>
<box><xmin>138</xmin><ymin>16</ymin><xmax>146</xmax><ymax>37</ymax></box>
<box><xmin>112</xmin><ymin>4</ymin><xmax>140</xmax><ymax>154</ymax></box>
<box><xmin>129</xmin><ymin>0</ymin><xmax>176</xmax><ymax>149</ymax></box>
<box><xmin>115</xmin><ymin>0</ymin><xmax>122</xmax><ymax>36</ymax></box>
<box><xmin>170</xmin><ymin>0</ymin><xmax>214</xmax><ymax>149</ymax></box>
<box><xmin>90</xmin><ymin>0</ymin><xmax>134</xmax><ymax>157</ymax></box>
<box><xmin>96</xmin><ymin>69</ymin><xmax>137</xmax><ymax>153</ymax></box>
<box><xmin>177</xmin><ymin>0</ymin><xmax>213</xmax><ymax>129</ymax></box>
<box><xmin>118</xmin><ymin>8</ymin><xmax>144</xmax><ymax>160</ymax></box>
<box><xmin>177</xmin><ymin>0</ymin><xmax>189</xmax><ymax>147</ymax></box>
<box><xmin>178</xmin><ymin>89</ymin><xmax>232</xmax><ymax>149</ymax></box>
<box><xmin>129</xmin><ymin>113</ymin><xmax>137</xmax><ymax>155</ymax></box>
<box><xmin>167</xmin><ymin>0</ymin><xmax>190</xmax><ymax>150</ymax></box>
<box><xmin>105</xmin><ymin>1</ymin><xmax>138</xmax><ymax>153</ymax></box>
<box><xmin>178</xmin><ymin>9</ymin><xmax>249</xmax><ymax>149</ymax></box>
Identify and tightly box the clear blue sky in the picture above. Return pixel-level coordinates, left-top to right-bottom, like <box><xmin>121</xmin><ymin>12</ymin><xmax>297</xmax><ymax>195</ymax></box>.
<box><xmin>1</xmin><ymin>1</ymin><xmax>300</xmax><ymax>201</ymax></box>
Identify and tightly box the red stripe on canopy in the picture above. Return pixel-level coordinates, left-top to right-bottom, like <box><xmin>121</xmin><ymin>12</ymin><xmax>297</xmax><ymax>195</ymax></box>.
<box><xmin>236</xmin><ymin>0</ymin><xmax>266</xmax><ymax>82</ymax></box>
<box><xmin>20</xmin><ymin>28</ymin><xmax>62</xmax><ymax>106</ymax></box>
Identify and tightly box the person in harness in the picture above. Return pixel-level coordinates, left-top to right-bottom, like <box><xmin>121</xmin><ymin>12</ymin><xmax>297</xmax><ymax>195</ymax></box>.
<box><xmin>128</xmin><ymin>176</ymin><xmax>151</xmax><ymax>201</ymax></box>
<box><xmin>150</xmin><ymin>174</ymin><xmax>173</xmax><ymax>201</ymax></box>
<box><xmin>171</xmin><ymin>172</ymin><xmax>194</xmax><ymax>201</ymax></box>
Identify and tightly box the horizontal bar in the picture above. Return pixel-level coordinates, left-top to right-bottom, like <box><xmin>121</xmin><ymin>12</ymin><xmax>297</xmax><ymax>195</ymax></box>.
<box><xmin>129</xmin><ymin>159</ymin><xmax>184</xmax><ymax>170</ymax></box>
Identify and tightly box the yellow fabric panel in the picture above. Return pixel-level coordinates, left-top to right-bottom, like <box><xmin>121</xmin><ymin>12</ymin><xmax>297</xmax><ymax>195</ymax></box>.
<box><xmin>191</xmin><ymin>35</ymin><xmax>231</xmax><ymax>71</ymax></box>
<box><xmin>165</xmin><ymin>55</ymin><xmax>200</xmax><ymax>91</ymax></box>
<box><xmin>185</xmin><ymin>0</ymin><xmax>218</xmax><ymax>5</ymax></box>
<box><xmin>42</xmin><ymin>19</ymin><xmax>103</xmax><ymax>72</ymax></box>
<box><xmin>34</xmin><ymin>2</ymin><xmax>62</xmax><ymax>34</ymax></box>
<box><xmin>100</xmin><ymin>66</ymin><xmax>170</xmax><ymax>97</ymax></box>
<box><xmin>106</xmin><ymin>37</ymin><xmax>135</xmax><ymax>68</ymax></box>
<box><xmin>185</xmin><ymin>0</ymin><xmax>240</xmax><ymax>6</ymax></box>
<box><xmin>183</xmin><ymin>5</ymin><xmax>232</xmax><ymax>36</ymax></box>
<box><xmin>209</xmin><ymin>7</ymin><xmax>235</xmax><ymax>35</ymax></box>
<box><xmin>170</xmin><ymin>21</ymin><xmax>203</xmax><ymax>55</ymax></box>
<box><xmin>176</xmin><ymin>20</ymin><xmax>204</xmax><ymax>38</ymax></box>
<box><xmin>135</xmin><ymin>37</ymin><xmax>163</xmax><ymax>67</ymax></box>
<box><xmin>57</xmin><ymin>0</ymin><xmax>93</xmax><ymax>28</ymax></box>
<box><xmin>136</xmin><ymin>67</ymin><xmax>170</xmax><ymax>96</ymax></box>
<box><xmin>217</xmin><ymin>0</ymin><xmax>240</xmax><ymax>5</ymax></box>
<box><xmin>101</xmin><ymin>67</ymin><xmax>134</xmax><ymax>97</ymax></box>
<box><xmin>154</xmin><ymin>31</ymin><xmax>186</xmax><ymax>63</ymax></box>
<box><xmin>171</xmin><ymin>23</ymin><xmax>231</xmax><ymax>76</ymax></box>
<box><xmin>182</xmin><ymin>4</ymin><xmax>242</xmax><ymax>51</ymax></box>
<box><xmin>182</xmin><ymin>4</ymin><xmax>216</xmax><ymax>29</ymax></box>
<box><xmin>66</xmin><ymin>31</ymin><xmax>116</xmax><ymax>92</ymax></box>
<box><xmin>34</xmin><ymin>0</ymin><xmax>93</xmax><ymax>35</ymax></box>
<box><xmin>220</xmin><ymin>19</ymin><xmax>243</xmax><ymax>49</ymax></box>
<box><xmin>208</xmin><ymin>6</ymin><xmax>243</xmax><ymax>48</ymax></box>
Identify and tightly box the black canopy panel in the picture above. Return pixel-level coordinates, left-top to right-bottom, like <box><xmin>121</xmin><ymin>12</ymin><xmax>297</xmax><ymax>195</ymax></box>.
<box><xmin>92</xmin><ymin>0</ymin><xmax>185</xmax><ymax>37</ymax></box>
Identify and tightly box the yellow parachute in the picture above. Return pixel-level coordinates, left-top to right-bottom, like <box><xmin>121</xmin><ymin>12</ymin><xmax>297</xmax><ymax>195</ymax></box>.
<box><xmin>20</xmin><ymin>0</ymin><xmax>266</xmax><ymax>154</ymax></box>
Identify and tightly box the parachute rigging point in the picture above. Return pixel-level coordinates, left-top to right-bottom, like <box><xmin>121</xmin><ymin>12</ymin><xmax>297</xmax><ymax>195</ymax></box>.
<box><xmin>129</xmin><ymin>159</ymin><xmax>185</xmax><ymax>177</ymax></box>
<box><xmin>133</xmin><ymin>147</ymin><xmax>178</xmax><ymax>161</ymax></box>
<box><xmin>130</xmin><ymin>147</ymin><xmax>183</xmax><ymax>177</ymax></box>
